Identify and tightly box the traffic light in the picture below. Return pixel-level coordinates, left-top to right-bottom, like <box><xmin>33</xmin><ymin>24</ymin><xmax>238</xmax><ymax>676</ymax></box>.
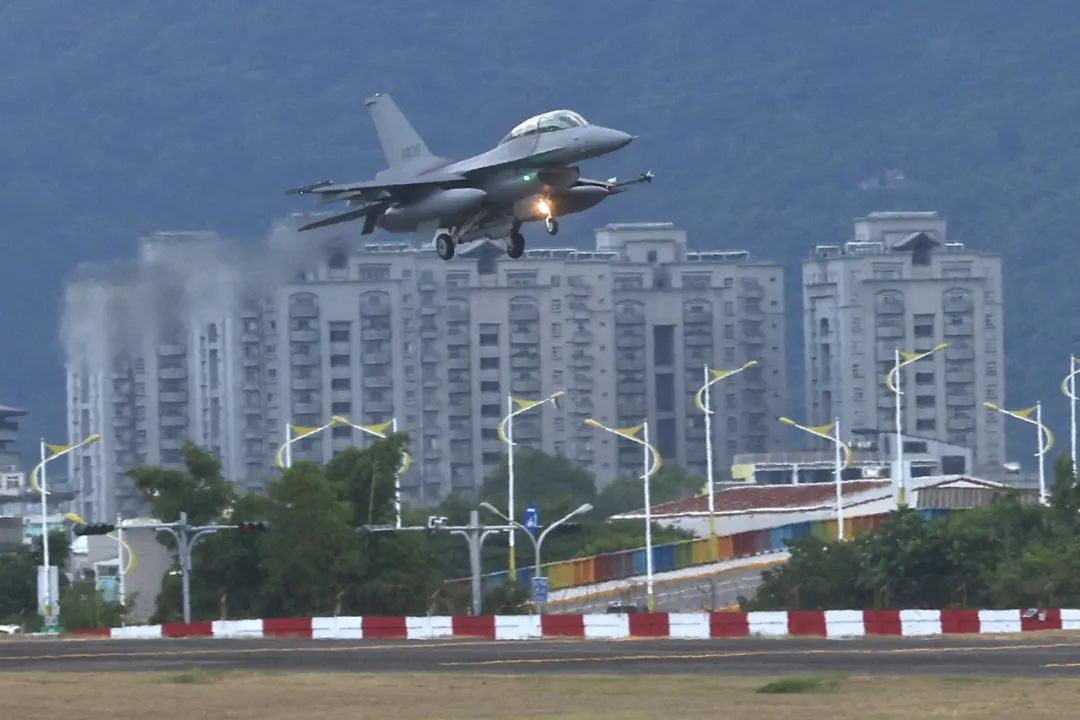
<box><xmin>236</xmin><ymin>521</ymin><xmax>271</xmax><ymax>534</ymax></box>
<box><xmin>72</xmin><ymin>523</ymin><xmax>116</xmax><ymax>536</ymax></box>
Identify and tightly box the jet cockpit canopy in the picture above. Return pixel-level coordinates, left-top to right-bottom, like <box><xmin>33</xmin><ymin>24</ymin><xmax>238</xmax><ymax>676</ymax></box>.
<box><xmin>499</xmin><ymin>110</ymin><xmax>588</xmax><ymax>145</ymax></box>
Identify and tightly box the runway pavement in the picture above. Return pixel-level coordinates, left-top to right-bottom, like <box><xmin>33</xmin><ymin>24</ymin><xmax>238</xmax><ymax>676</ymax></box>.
<box><xmin>4</xmin><ymin>634</ymin><xmax>1080</xmax><ymax>676</ymax></box>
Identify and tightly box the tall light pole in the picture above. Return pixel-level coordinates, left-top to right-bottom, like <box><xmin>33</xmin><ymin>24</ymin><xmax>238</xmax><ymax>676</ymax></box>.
<box><xmin>273</xmin><ymin>417</ymin><xmax>349</xmax><ymax>470</ymax></box>
<box><xmin>584</xmin><ymin>418</ymin><xmax>662</xmax><ymax>611</ymax></box>
<box><xmin>496</xmin><ymin>391</ymin><xmax>565</xmax><ymax>582</ymax></box>
<box><xmin>885</xmin><ymin>343</ymin><xmax>948</xmax><ymax>507</ymax></box>
<box><xmin>778</xmin><ymin>417</ymin><xmax>853</xmax><ymax>539</ymax></box>
<box><xmin>331</xmin><ymin>416</ymin><xmax>413</xmax><ymax>529</ymax></box>
<box><xmin>1061</xmin><ymin>356</ymin><xmax>1080</xmax><ymax>479</ymax></box>
<box><xmin>985</xmin><ymin>401</ymin><xmax>1054</xmax><ymax>505</ymax></box>
<box><xmin>29</xmin><ymin>432</ymin><xmax>101</xmax><ymax>627</ymax></box>
<box><xmin>694</xmin><ymin>360</ymin><xmax>757</xmax><ymax>559</ymax></box>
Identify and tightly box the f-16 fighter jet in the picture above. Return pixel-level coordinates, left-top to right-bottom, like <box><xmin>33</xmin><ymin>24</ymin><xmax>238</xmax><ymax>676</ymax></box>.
<box><xmin>288</xmin><ymin>93</ymin><xmax>650</xmax><ymax>260</ymax></box>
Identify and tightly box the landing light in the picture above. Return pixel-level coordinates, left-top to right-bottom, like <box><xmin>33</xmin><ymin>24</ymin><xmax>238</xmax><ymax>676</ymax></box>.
<box><xmin>522</xmin><ymin>174</ymin><xmax>533</xmax><ymax>182</ymax></box>
<box><xmin>536</xmin><ymin>199</ymin><xmax>551</xmax><ymax>216</ymax></box>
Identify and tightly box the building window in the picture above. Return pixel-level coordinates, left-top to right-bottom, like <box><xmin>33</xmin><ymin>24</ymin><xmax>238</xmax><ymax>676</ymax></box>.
<box><xmin>331</xmin><ymin>378</ymin><xmax>350</xmax><ymax>390</ymax></box>
<box><xmin>552</xmin><ymin>323</ymin><xmax>562</xmax><ymax>338</ymax></box>
<box><xmin>480</xmin><ymin>357</ymin><xmax>499</xmax><ymax>370</ymax></box>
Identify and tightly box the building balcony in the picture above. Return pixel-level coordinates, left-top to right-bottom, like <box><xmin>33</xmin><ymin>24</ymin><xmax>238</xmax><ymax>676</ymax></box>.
<box><xmin>362</xmin><ymin>352</ymin><xmax>391</xmax><ymax>365</ymax></box>
<box><xmin>363</xmin><ymin>375</ymin><xmax>392</xmax><ymax>389</ymax></box>
<box><xmin>290</xmin><ymin>354</ymin><xmax>318</xmax><ymax>366</ymax></box>
<box><xmin>290</xmin><ymin>329</ymin><xmax>320</xmax><ymax>343</ymax></box>
<box><xmin>361</xmin><ymin>329</ymin><xmax>392</xmax><ymax>342</ymax></box>
<box><xmin>159</xmin><ymin>391</ymin><xmax>188</xmax><ymax>403</ymax></box>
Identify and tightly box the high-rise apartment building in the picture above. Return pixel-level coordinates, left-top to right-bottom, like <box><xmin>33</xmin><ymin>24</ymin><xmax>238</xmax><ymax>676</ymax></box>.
<box><xmin>64</xmin><ymin>222</ymin><xmax>786</xmax><ymax>520</ymax></box>
<box><xmin>0</xmin><ymin>404</ymin><xmax>24</xmax><ymax>472</ymax></box>
<box><xmin>802</xmin><ymin>212</ymin><xmax>1005</xmax><ymax>473</ymax></box>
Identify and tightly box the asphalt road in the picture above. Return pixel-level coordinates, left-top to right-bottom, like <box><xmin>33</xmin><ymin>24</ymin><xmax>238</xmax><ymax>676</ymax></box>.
<box><xmin>551</xmin><ymin>566</ymin><xmax>766</xmax><ymax>613</ymax></box>
<box><xmin>4</xmin><ymin>635</ymin><xmax>1080</xmax><ymax>677</ymax></box>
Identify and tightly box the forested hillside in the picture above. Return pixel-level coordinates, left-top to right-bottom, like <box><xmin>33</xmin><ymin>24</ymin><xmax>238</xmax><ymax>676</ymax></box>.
<box><xmin>2</xmin><ymin>1</ymin><xmax>1079</xmax><ymax>462</ymax></box>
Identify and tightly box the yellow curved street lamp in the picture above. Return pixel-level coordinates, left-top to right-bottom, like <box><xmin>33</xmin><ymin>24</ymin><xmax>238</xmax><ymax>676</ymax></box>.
<box><xmin>331</xmin><ymin>415</ymin><xmax>413</xmax><ymax>529</ymax></box>
<box><xmin>30</xmin><ymin>432</ymin><xmax>101</xmax><ymax>622</ymax></box>
<box><xmin>694</xmin><ymin>360</ymin><xmax>757</xmax><ymax>558</ymax></box>
<box><xmin>778</xmin><ymin>417</ymin><xmax>853</xmax><ymax>539</ymax></box>
<box><xmin>985</xmin><ymin>401</ymin><xmax>1054</xmax><ymax>505</ymax></box>
<box><xmin>496</xmin><ymin>390</ymin><xmax>565</xmax><ymax>579</ymax></box>
<box><xmin>273</xmin><ymin>417</ymin><xmax>349</xmax><ymax>470</ymax></box>
<box><xmin>65</xmin><ymin>511</ymin><xmax>137</xmax><ymax>607</ymax></box>
<box><xmin>1061</xmin><ymin>356</ymin><xmax>1080</xmax><ymax>477</ymax></box>
<box><xmin>584</xmin><ymin>418</ymin><xmax>661</xmax><ymax>611</ymax></box>
<box><xmin>884</xmin><ymin>343</ymin><xmax>948</xmax><ymax>506</ymax></box>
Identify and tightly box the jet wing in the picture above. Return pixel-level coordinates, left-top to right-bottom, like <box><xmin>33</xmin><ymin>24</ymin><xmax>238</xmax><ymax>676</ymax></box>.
<box><xmin>287</xmin><ymin>169</ymin><xmax>468</xmax><ymax>198</ymax></box>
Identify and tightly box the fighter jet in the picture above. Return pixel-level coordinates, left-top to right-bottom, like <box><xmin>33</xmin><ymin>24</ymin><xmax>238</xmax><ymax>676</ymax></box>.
<box><xmin>288</xmin><ymin>93</ymin><xmax>651</xmax><ymax>260</ymax></box>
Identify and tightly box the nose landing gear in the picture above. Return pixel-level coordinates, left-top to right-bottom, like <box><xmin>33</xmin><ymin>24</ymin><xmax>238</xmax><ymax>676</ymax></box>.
<box><xmin>545</xmin><ymin>216</ymin><xmax>559</xmax><ymax>236</ymax></box>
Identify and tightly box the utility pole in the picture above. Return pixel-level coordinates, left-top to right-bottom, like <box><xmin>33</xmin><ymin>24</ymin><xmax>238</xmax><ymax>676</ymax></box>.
<box><xmin>153</xmin><ymin>513</ymin><xmax>269</xmax><ymax>624</ymax></box>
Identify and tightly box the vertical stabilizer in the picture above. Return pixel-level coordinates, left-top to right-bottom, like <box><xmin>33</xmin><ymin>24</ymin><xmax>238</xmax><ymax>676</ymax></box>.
<box><xmin>365</xmin><ymin>93</ymin><xmax>433</xmax><ymax>169</ymax></box>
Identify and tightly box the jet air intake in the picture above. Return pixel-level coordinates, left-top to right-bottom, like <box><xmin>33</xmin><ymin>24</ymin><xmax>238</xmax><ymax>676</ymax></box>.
<box><xmin>382</xmin><ymin>188</ymin><xmax>488</xmax><ymax>231</ymax></box>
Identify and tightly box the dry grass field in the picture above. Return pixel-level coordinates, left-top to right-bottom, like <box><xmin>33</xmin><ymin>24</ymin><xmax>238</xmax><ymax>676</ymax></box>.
<box><xmin>3</xmin><ymin>671</ymin><xmax>1080</xmax><ymax>719</ymax></box>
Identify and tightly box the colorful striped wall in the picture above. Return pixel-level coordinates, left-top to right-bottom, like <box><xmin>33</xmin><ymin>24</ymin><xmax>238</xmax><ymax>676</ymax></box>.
<box><xmin>461</xmin><ymin>509</ymin><xmax>949</xmax><ymax>595</ymax></box>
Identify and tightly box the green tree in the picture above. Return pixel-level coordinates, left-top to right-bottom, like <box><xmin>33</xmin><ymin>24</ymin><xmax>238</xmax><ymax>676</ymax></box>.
<box><xmin>128</xmin><ymin>441</ymin><xmax>234</xmax><ymax>524</ymax></box>
<box><xmin>0</xmin><ymin>548</ymin><xmax>38</xmax><ymax>626</ymax></box>
<box><xmin>325</xmin><ymin>432</ymin><xmax>409</xmax><ymax>528</ymax></box>
<box><xmin>744</xmin><ymin>535</ymin><xmax>869</xmax><ymax>611</ymax></box>
<box><xmin>60</xmin><ymin>580</ymin><xmax>128</xmax><ymax>630</ymax></box>
<box><xmin>256</xmin><ymin>463</ymin><xmax>363</xmax><ymax>616</ymax></box>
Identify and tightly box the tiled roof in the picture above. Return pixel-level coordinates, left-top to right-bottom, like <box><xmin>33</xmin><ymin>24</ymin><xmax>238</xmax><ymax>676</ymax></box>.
<box><xmin>611</xmin><ymin>475</ymin><xmax>1008</xmax><ymax>518</ymax></box>
<box><xmin>631</xmin><ymin>480</ymin><xmax>891</xmax><ymax>517</ymax></box>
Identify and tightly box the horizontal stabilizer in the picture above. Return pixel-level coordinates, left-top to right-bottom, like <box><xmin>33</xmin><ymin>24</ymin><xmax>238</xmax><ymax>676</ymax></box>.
<box><xmin>286</xmin><ymin>180</ymin><xmax>335</xmax><ymax>195</ymax></box>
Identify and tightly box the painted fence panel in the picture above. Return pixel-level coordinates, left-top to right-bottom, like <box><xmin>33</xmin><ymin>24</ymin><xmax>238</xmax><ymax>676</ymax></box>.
<box><xmin>825</xmin><ymin>610</ymin><xmax>865</xmax><ymax>638</ymax></box>
<box><xmin>977</xmin><ymin>609</ymin><xmax>1020</xmax><ymax>634</ymax></box>
<box><xmin>312</xmin><ymin>616</ymin><xmax>363</xmax><ymax>640</ymax></box>
<box><xmin>668</xmin><ymin>612</ymin><xmax>710</xmax><ymax>639</ymax></box>
<box><xmin>900</xmin><ymin>609</ymin><xmax>942</xmax><ymax>637</ymax></box>
<box><xmin>747</xmin><ymin>611</ymin><xmax>789</xmax><ymax>636</ymax></box>
<box><xmin>583</xmin><ymin>613</ymin><xmax>630</xmax><ymax>639</ymax></box>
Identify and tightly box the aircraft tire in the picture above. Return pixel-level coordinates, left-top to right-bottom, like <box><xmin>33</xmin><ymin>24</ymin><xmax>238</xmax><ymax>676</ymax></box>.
<box><xmin>507</xmin><ymin>232</ymin><xmax>525</xmax><ymax>259</ymax></box>
<box><xmin>545</xmin><ymin>217</ymin><xmax>559</xmax><ymax>236</ymax></box>
<box><xmin>436</xmin><ymin>233</ymin><xmax>455</xmax><ymax>260</ymax></box>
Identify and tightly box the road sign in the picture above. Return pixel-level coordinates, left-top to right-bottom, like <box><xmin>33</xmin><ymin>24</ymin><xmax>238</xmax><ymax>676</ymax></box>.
<box><xmin>523</xmin><ymin>504</ymin><xmax>539</xmax><ymax>535</ymax></box>
<box><xmin>532</xmin><ymin>576</ymin><xmax>550</xmax><ymax>604</ymax></box>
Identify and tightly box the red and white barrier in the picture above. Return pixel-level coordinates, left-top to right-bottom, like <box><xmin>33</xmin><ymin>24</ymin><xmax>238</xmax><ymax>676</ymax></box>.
<box><xmin>67</xmin><ymin>608</ymin><xmax>1074</xmax><ymax>641</ymax></box>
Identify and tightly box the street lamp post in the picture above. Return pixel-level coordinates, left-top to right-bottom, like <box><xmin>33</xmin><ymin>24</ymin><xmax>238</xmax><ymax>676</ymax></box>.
<box><xmin>29</xmin><ymin>432</ymin><xmax>102</xmax><ymax>627</ymax></box>
<box><xmin>331</xmin><ymin>416</ymin><xmax>413</xmax><ymax>529</ymax></box>
<box><xmin>584</xmin><ymin>418</ymin><xmax>661</xmax><ymax>611</ymax></box>
<box><xmin>985</xmin><ymin>401</ymin><xmax>1054</xmax><ymax>505</ymax></box>
<box><xmin>778</xmin><ymin>417</ymin><xmax>853</xmax><ymax>539</ymax></box>
<box><xmin>274</xmin><ymin>417</ymin><xmax>349</xmax><ymax>470</ymax></box>
<box><xmin>1062</xmin><ymin>356</ymin><xmax>1080</xmax><ymax>478</ymax></box>
<box><xmin>480</xmin><ymin>501</ymin><xmax>592</xmax><ymax>611</ymax></box>
<box><xmin>694</xmin><ymin>360</ymin><xmax>757</xmax><ymax>559</ymax></box>
<box><xmin>885</xmin><ymin>343</ymin><xmax>948</xmax><ymax>507</ymax></box>
<box><xmin>496</xmin><ymin>391</ymin><xmax>564</xmax><ymax>582</ymax></box>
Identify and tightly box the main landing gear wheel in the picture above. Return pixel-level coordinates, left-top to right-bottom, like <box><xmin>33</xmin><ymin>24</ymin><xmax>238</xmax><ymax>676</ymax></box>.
<box><xmin>436</xmin><ymin>233</ymin><xmax>455</xmax><ymax>260</ymax></box>
<box><xmin>545</xmin><ymin>217</ymin><xmax>559</xmax><ymax>236</ymax></box>
<box><xmin>507</xmin><ymin>232</ymin><xmax>525</xmax><ymax>259</ymax></box>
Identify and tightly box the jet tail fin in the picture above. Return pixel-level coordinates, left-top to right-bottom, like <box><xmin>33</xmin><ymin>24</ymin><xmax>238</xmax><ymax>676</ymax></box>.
<box><xmin>365</xmin><ymin>93</ymin><xmax>433</xmax><ymax>169</ymax></box>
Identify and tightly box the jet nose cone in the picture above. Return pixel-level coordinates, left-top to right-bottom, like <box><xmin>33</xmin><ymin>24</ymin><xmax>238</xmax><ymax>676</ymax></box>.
<box><xmin>608</xmin><ymin>129</ymin><xmax>634</xmax><ymax>151</ymax></box>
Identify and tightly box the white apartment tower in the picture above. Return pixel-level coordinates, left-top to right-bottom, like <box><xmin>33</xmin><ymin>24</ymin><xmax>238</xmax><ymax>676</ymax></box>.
<box><xmin>802</xmin><ymin>212</ymin><xmax>1005</xmax><ymax>474</ymax></box>
<box><xmin>64</xmin><ymin>222</ymin><xmax>787</xmax><ymax>520</ymax></box>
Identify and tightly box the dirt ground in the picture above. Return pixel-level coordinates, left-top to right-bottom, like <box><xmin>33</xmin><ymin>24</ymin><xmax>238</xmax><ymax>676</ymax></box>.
<box><xmin>3</xmin><ymin>671</ymin><xmax>1080</xmax><ymax>719</ymax></box>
